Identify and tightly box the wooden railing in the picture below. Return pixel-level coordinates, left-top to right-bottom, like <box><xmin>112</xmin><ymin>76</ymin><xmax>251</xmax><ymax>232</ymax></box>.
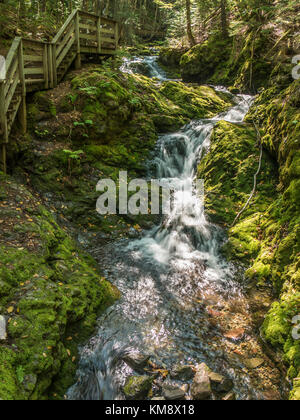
<box><xmin>0</xmin><ymin>9</ymin><xmax>119</xmax><ymax>173</ymax></box>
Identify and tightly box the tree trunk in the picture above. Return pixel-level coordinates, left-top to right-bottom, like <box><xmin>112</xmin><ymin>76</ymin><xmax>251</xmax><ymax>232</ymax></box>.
<box><xmin>186</xmin><ymin>0</ymin><xmax>196</xmax><ymax>47</ymax></box>
<box><xmin>220</xmin><ymin>0</ymin><xmax>228</xmax><ymax>38</ymax></box>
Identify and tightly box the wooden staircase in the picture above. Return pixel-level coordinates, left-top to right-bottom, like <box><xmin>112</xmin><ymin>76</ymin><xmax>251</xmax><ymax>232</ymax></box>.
<box><xmin>0</xmin><ymin>9</ymin><xmax>119</xmax><ymax>173</ymax></box>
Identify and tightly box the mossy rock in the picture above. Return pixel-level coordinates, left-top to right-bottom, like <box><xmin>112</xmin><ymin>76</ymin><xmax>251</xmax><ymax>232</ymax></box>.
<box><xmin>123</xmin><ymin>375</ymin><xmax>153</xmax><ymax>400</ymax></box>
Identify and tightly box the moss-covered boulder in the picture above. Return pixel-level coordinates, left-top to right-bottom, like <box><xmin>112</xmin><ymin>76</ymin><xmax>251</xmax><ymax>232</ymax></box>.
<box><xmin>0</xmin><ymin>173</ymin><xmax>119</xmax><ymax>400</ymax></box>
<box><xmin>180</xmin><ymin>36</ymin><xmax>232</xmax><ymax>84</ymax></box>
<box><xmin>123</xmin><ymin>375</ymin><xmax>153</xmax><ymax>400</ymax></box>
<box><xmin>180</xmin><ymin>29</ymin><xmax>293</xmax><ymax>91</ymax></box>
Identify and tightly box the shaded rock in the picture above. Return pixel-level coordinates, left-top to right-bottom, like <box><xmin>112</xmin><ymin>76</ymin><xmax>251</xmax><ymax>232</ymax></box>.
<box><xmin>0</xmin><ymin>316</ymin><xmax>6</xmax><ymax>341</ymax></box>
<box><xmin>123</xmin><ymin>376</ymin><xmax>153</xmax><ymax>400</ymax></box>
<box><xmin>191</xmin><ymin>363</ymin><xmax>212</xmax><ymax>400</ymax></box>
<box><xmin>170</xmin><ymin>365</ymin><xmax>194</xmax><ymax>381</ymax></box>
<box><xmin>208</xmin><ymin>372</ymin><xmax>234</xmax><ymax>394</ymax></box>
<box><xmin>223</xmin><ymin>391</ymin><xmax>236</xmax><ymax>401</ymax></box>
<box><xmin>243</xmin><ymin>358</ymin><xmax>264</xmax><ymax>369</ymax></box>
<box><xmin>162</xmin><ymin>382</ymin><xmax>186</xmax><ymax>400</ymax></box>
<box><xmin>123</xmin><ymin>351</ymin><xmax>150</xmax><ymax>372</ymax></box>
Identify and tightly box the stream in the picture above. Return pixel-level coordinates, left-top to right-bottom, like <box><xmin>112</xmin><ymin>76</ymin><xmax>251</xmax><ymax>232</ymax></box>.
<box><xmin>68</xmin><ymin>57</ymin><xmax>285</xmax><ymax>400</ymax></box>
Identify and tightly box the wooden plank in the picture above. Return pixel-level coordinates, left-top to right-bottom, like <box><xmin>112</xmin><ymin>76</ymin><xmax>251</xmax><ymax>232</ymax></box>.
<box><xmin>79</xmin><ymin>33</ymin><xmax>97</xmax><ymax>41</ymax></box>
<box><xmin>24</xmin><ymin>68</ymin><xmax>44</xmax><ymax>75</ymax></box>
<box><xmin>24</xmin><ymin>55</ymin><xmax>43</xmax><ymax>62</ymax></box>
<box><xmin>25</xmin><ymin>78</ymin><xmax>45</xmax><ymax>85</ymax></box>
<box><xmin>101</xmin><ymin>37</ymin><xmax>116</xmax><ymax>44</ymax></box>
<box><xmin>5</xmin><ymin>73</ymin><xmax>20</xmax><ymax>113</ymax></box>
<box><xmin>56</xmin><ymin>23</ymin><xmax>75</xmax><ymax>58</ymax></box>
<box><xmin>79</xmin><ymin>23</ymin><xmax>97</xmax><ymax>31</ymax></box>
<box><xmin>97</xmin><ymin>16</ymin><xmax>101</xmax><ymax>54</ymax></box>
<box><xmin>80</xmin><ymin>46</ymin><xmax>98</xmax><ymax>54</ymax></box>
<box><xmin>53</xmin><ymin>9</ymin><xmax>78</xmax><ymax>44</ymax></box>
<box><xmin>56</xmin><ymin>37</ymin><xmax>75</xmax><ymax>67</ymax></box>
<box><xmin>5</xmin><ymin>38</ymin><xmax>21</xmax><ymax>76</ymax></box>
<box><xmin>0</xmin><ymin>82</ymin><xmax>8</xmax><ymax>146</ymax></box>
<box><xmin>47</xmin><ymin>44</ymin><xmax>54</xmax><ymax>88</ymax></box>
<box><xmin>75</xmin><ymin>12</ymin><xmax>81</xmax><ymax>70</ymax></box>
<box><xmin>18</xmin><ymin>39</ymin><xmax>27</xmax><ymax>134</ymax></box>
<box><xmin>52</xmin><ymin>43</ymin><xmax>58</xmax><ymax>87</ymax></box>
<box><xmin>114</xmin><ymin>22</ymin><xmax>119</xmax><ymax>49</ymax></box>
<box><xmin>78</xmin><ymin>10</ymin><xmax>99</xmax><ymax>21</ymax></box>
<box><xmin>7</xmin><ymin>96</ymin><xmax>22</xmax><ymax>132</ymax></box>
<box><xmin>4</xmin><ymin>56</ymin><xmax>18</xmax><ymax>97</ymax></box>
<box><xmin>100</xmin><ymin>28</ymin><xmax>115</xmax><ymax>36</ymax></box>
<box><xmin>43</xmin><ymin>43</ymin><xmax>49</xmax><ymax>89</ymax></box>
<box><xmin>58</xmin><ymin>52</ymin><xmax>76</xmax><ymax>81</ymax></box>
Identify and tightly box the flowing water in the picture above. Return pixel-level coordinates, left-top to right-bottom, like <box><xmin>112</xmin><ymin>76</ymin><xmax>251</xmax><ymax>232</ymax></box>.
<box><xmin>68</xmin><ymin>57</ymin><xmax>284</xmax><ymax>400</ymax></box>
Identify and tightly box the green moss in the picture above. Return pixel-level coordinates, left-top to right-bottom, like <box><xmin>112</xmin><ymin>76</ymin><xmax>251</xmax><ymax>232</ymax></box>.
<box><xmin>0</xmin><ymin>175</ymin><xmax>120</xmax><ymax>400</ymax></box>
<box><xmin>0</xmin><ymin>348</ymin><xmax>20</xmax><ymax>400</ymax></box>
<box><xmin>197</xmin><ymin>83</ymin><xmax>300</xmax><ymax>399</ymax></box>
<box><xmin>123</xmin><ymin>375</ymin><xmax>153</xmax><ymax>400</ymax></box>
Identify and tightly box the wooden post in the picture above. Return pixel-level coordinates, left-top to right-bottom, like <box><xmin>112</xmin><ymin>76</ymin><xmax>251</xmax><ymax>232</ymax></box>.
<box><xmin>43</xmin><ymin>43</ymin><xmax>49</xmax><ymax>89</ymax></box>
<box><xmin>97</xmin><ymin>16</ymin><xmax>101</xmax><ymax>54</ymax></box>
<box><xmin>48</xmin><ymin>44</ymin><xmax>54</xmax><ymax>88</ymax></box>
<box><xmin>52</xmin><ymin>42</ymin><xmax>58</xmax><ymax>87</ymax></box>
<box><xmin>75</xmin><ymin>11</ymin><xmax>81</xmax><ymax>69</ymax></box>
<box><xmin>0</xmin><ymin>81</ymin><xmax>8</xmax><ymax>173</ymax></box>
<box><xmin>114</xmin><ymin>22</ymin><xmax>119</xmax><ymax>50</ymax></box>
<box><xmin>17</xmin><ymin>39</ymin><xmax>27</xmax><ymax>135</ymax></box>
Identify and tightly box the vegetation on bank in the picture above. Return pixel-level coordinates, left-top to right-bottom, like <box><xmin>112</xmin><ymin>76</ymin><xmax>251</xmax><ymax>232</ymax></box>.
<box><xmin>0</xmin><ymin>173</ymin><xmax>119</xmax><ymax>400</ymax></box>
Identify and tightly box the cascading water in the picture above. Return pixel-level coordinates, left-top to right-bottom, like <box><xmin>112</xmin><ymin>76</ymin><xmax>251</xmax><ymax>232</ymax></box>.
<box><xmin>121</xmin><ymin>55</ymin><xmax>169</xmax><ymax>81</ymax></box>
<box><xmin>68</xmin><ymin>57</ymin><xmax>284</xmax><ymax>401</ymax></box>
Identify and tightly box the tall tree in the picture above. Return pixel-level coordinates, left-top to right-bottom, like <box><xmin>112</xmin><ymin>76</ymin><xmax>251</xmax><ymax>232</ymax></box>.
<box><xmin>220</xmin><ymin>0</ymin><xmax>228</xmax><ymax>37</ymax></box>
<box><xmin>186</xmin><ymin>0</ymin><xmax>196</xmax><ymax>46</ymax></box>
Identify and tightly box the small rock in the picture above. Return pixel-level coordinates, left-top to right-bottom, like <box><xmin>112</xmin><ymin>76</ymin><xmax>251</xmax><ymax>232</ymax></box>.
<box><xmin>224</xmin><ymin>328</ymin><xmax>245</xmax><ymax>342</ymax></box>
<box><xmin>162</xmin><ymin>382</ymin><xmax>186</xmax><ymax>400</ymax></box>
<box><xmin>151</xmin><ymin>396</ymin><xmax>166</xmax><ymax>400</ymax></box>
<box><xmin>123</xmin><ymin>376</ymin><xmax>153</xmax><ymax>400</ymax></box>
<box><xmin>244</xmin><ymin>358</ymin><xmax>264</xmax><ymax>369</ymax></box>
<box><xmin>0</xmin><ymin>315</ymin><xmax>7</xmax><ymax>341</ymax></box>
<box><xmin>223</xmin><ymin>392</ymin><xmax>236</xmax><ymax>401</ymax></box>
<box><xmin>170</xmin><ymin>365</ymin><xmax>194</xmax><ymax>381</ymax></box>
<box><xmin>208</xmin><ymin>372</ymin><xmax>234</xmax><ymax>393</ymax></box>
<box><xmin>123</xmin><ymin>351</ymin><xmax>150</xmax><ymax>372</ymax></box>
<box><xmin>191</xmin><ymin>363</ymin><xmax>212</xmax><ymax>400</ymax></box>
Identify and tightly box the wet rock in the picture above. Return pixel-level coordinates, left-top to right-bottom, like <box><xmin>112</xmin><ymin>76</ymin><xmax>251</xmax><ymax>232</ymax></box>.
<box><xmin>123</xmin><ymin>375</ymin><xmax>153</xmax><ymax>400</ymax></box>
<box><xmin>162</xmin><ymin>382</ymin><xmax>186</xmax><ymax>400</ymax></box>
<box><xmin>191</xmin><ymin>363</ymin><xmax>212</xmax><ymax>400</ymax></box>
<box><xmin>0</xmin><ymin>316</ymin><xmax>6</xmax><ymax>341</ymax></box>
<box><xmin>224</xmin><ymin>328</ymin><xmax>245</xmax><ymax>342</ymax></box>
<box><xmin>170</xmin><ymin>365</ymin><xmax>194</xmax><ymax>381</ymax></box>
<box><xmin>208</xmin><ymin>372</ymin><xmax>234</xmax><ymax>394</ymax></box>
<box><xmin>243</xmin><ymin>358</ymin><xmax>264</xmax><ymax>369</ymax></box>
<box><xmin>223</xmin><ymin>391</ymin><xmax>236</xmax><ymax>401</ymax></box>
<box><xmin>123</xmin><ymin>351</ymin><xmax>150</xmax><ymax>372</ymax></box>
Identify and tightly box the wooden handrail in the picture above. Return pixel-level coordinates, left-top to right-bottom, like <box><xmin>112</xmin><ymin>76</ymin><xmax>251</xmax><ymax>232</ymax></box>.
<box><xmin>52</xmin><ymin>9</ymin><xmax>78</xmax><ymax>44</ymax></box>
<box><xmin>0</xmin><ymin>9</ymin><xmax>119</xmax><ymax>173</ymax></box>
